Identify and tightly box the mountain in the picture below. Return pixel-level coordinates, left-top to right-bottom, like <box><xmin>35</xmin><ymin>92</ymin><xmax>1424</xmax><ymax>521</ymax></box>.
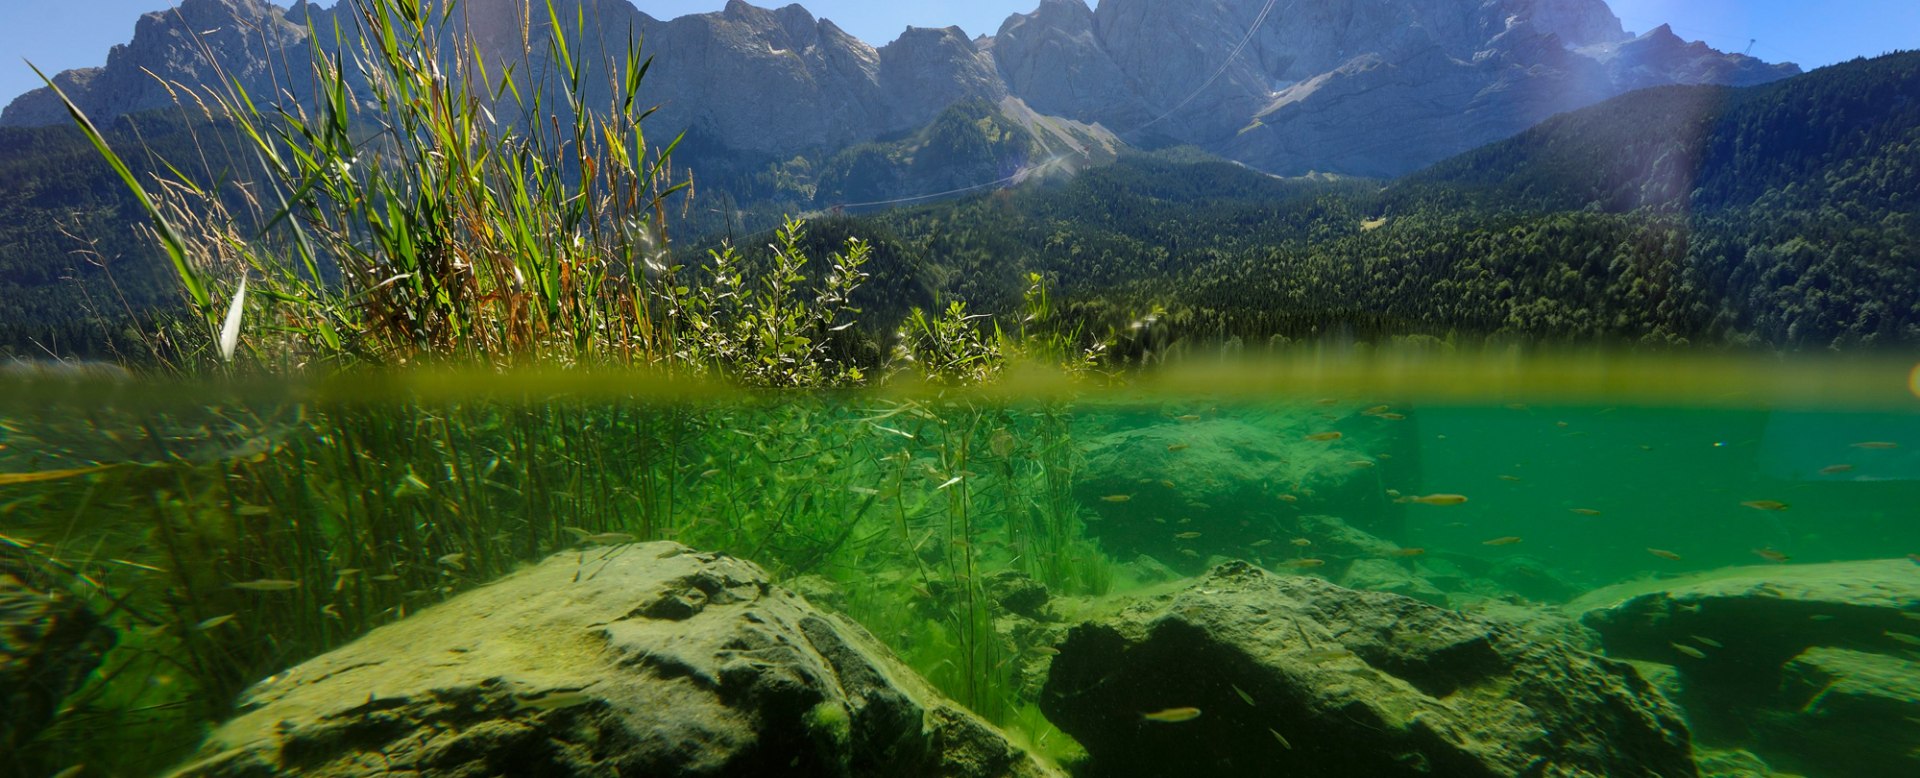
<box><xmin>1404</xmin><ymin>49</ymin><xmax>1920</xmax><ymax>214</ymax></box>
<box><xmin>3</xmin><ymin>0</ymin><xmax>1795</xmax><ymax>185</ymax></box>
<box><xmin>827</xmin><ymin>52</ymin><xmax>1920</xmax><ymax>350</ymax></box>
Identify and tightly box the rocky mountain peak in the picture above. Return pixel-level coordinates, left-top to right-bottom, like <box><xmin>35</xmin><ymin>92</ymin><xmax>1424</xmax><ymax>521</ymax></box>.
<box><xmin>0</xmin><ymin>0</ymin><xmax>1805</xmax><ymax>181</ymax></box>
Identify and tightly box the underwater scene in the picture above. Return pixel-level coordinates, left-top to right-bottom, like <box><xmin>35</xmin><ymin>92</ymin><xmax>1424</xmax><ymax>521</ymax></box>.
<box><xmin>4</xmin><ymin>359</ymin><xmax>1919</xmax><ymax>778</ymax></box>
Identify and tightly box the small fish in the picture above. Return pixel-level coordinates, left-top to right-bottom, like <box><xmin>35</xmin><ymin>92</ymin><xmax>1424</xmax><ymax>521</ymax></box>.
<box><xmin>196</xmin><ymin>614</ymin><xmax>237</xmax><ymax>630</ymax></box>
<box><xmin>321</xmin><ymin>604</ymin><xmax>343</xmax><ymax>620</ymax></box>
<box><xmin>232</xmin><ymin>579</ymin><xmax>299</xmax><ymax>591</ymax></box>
<box><xmin>1555</xmin><ymin>421</ymin><xmax>1571</xmax><ymax>428</ymax></box>
<box><xmin>1278</xmin><ymin>494</ymin><xmax>1299</xmax><ymax>503</ymax></box>
<box><xmin>1250</xmin><ymin>540</ymin><xmax>1273</xmax><ymax>548</ymax></box>
<box><xmin>1377</xmin><ymin>413</ymin><xmax>1406</xmax><ymax>421</ymax></box>
<box><xmin>1647</xmin><ymin>548</ymin><xmax>1683</xmax><ymax>561</ymax></box>
<box><xmin>1569</xmin><ymin>509</ymin><xmax>1602</xmax><ymax>516</ymax></box>
<box><xmin>513</xmin><ymin>689</ymin><xmax>596</xmax><ymax>711</ymax></box>
<box><xmin>1280</xmin><ymin>559</ymin><xmax>1326</xmax><ymax>568</ymax></box>
<box><xmin>1101</xmin><ymin>494</ymin><xmax>1133</xmax><ymax>503</ymax></box>
<box><xmin>700</xmin><ymin>469</ymin><xmax>722</xmax><ymax>478</ymax></box>
<box><xmin>1692</xmin><ymin>636</ymin><xmax>1724</xmax><ymax>649</ymax></box>
<box><xmin>1810</xmin><ymin>614</ymin><xmax>1836</xmax><ymax>622</ymax></box>
<box><xmin>1819</xmin><ymin>464</ymin><xmax>1855</xmax><ymax>475</ymax></box>
<box><xmin>1397</xmin><ymin>494</ymin><xmax>1468</xmax><ymax>506</ymax></box>
<box><xmin>1498</xmin><ymin>475</ymin><xmax>1523</xmax><ymax>482</ymax></box>
<box><xmin>0</xmin><ymin>464</ymin><xmax>115</xmax><ymax>486</ymax></box>
<box><xmin>1482</xmin><ymin>536</ymin><xmax>1524</xmax><ymax>547</ymax></box>
<box><xmin>564</xmin><ymin>527</ymin><xmax>637</xmax><ymax>545</ymax></box>
<box><xmin>1175</xmin><ymin>532</ymin><xmax>1202</xmax><ymax>540</ymax></box>
<box><xmin>1885</xmin><ymin>631</ymin><xmax>1920</xmax><ymax>648</ymax></box>
<box><xmin>1852</xmin><ymin>441</ymin><xmax>1899</xmax><ymax>450</ymax></box>
<box><xmin>1167</xmin><ymin>443</ymin><xmax>1191</xmax><ymax>452</ymax></box>
<box><xmin>1290</xmin><ymin>538</ymin><xmax>1313</xmax><ymax>547</ymax></box>
<box><xmin>235</xmin><ymin>504</ymin><xmax>272</xmax><ymax>516</ymax></box>
<box><xmin>1671</xmin><ymin>642</ymin><xmax>1708</xmax><ymax>659</ymax></box>
<box><xmin>1741</xmin><ymin>500</ymin><xmax>1790</xmax><ymax>512</ymax></box>
<box><xmin>1361</xmin><ymin>405</ymin><xmax>1390</xmax><ymax>416</ymax></box>
<box><xmin>1180</xmin><ymin>549</ymin><xmax>1201</xmax><ymax>558</ymax></box>
<box><xmin>1268</xmin><ymin>728</ymin><xmax>1293</xmax><ymax>750</ymax></box>
<box><xmin>1141</xmin><ymin>707</ymin><xmax>1202</xmax><ymax>723</ymax></box>
<box><xmin>1298</xmin><ymin>648</ymin><xmax>1356</xmax><ymax>663</ymax></box>
<box><xmin>1160</xmin><ymin>480</ymin><xmax>1177</xmax><ymax>490</ymax></box>
<box><xmin>1902</xmin><ymin>612</ymin><xmax>1920</xmax><ymax>622</ymax></box>
<box><xmin>371</xmin><ymin>574</ymin><xmax>401</xmax><ymax>582</ymax></box>
<box><xmin>1175</xmin><ymin>415</ymin><xmax>1202</xmax><ymax>423</ymax></box>
<box><xmin>1388</xmin><ymin>548</ymin><xmax>1426</xmax><ymax>557</ymax></box>
<box><xmin>1305</xmin><ymin>432</ymin><xmax>1343</xmax><ymax>442</ymax></box>
<box><xmin>1231</xmin><ymin>684</ymin><xmax>1255</xmax><ymax>706</ymax></box>
<box><xmin>1347</xmin><ymin>460</ymin><xmax>1376</xmax><ymax>469</ymax></box>
<box><xmin>1316</xmin><ymin>398</ymin><xmax>1340</xmax><ymax>406</ymax></box>
<box><xmin>437</xmin><ymin>553</ymin><xmax>468</xmax><ymax>571</ymax></box>
<box><xmin>1752</xmin><ymin>547</ymin><xmax>1791</xmax><ymax>563</ymax></box>
<box><xmin>937</xmin><ymin>476</ymin><xmax>964</xmax><ymax>490</ymax></box>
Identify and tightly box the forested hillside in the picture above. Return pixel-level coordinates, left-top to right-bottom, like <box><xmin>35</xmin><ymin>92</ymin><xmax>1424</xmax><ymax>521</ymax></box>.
<box><xmin>0</xmin><ymin>113</ymin><xmax>226</xmax><ymax>356</ymax></box>
<box><xmin>836</xmin><ymin>52</ymin><xmax>1920</xmax><ymax>350</ymax></box>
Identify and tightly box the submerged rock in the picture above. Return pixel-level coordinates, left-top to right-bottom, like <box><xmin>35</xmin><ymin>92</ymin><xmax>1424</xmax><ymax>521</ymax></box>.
<box><xmin>1041</xmin><ymin>562</ymin><xmax>1695</xmax><ymax>777</ymax></box>
<box><xmin>1571</xmin><ymin>559</ymin><xmax>1920</xmax><ymax>776</ymax></box>
<box><xmin>168</xmin><ymin>542</ymin><xmax>1061</xmax><ymax>778</ymax></box>
<box><xmin>1</xmin><ymin>553</ymin><xmax>116</xmax><ymax>754</ymax></box>
<box><xmin>1572</xmin><ymin>560</ymin><xmax>1920</xmax><ymax>672</ymax></box>
<box><xmin>1074</xmin><ymin>407</ymin><xmax>1417</xmax><ymax>571</ymax></box>
<box><xmin>1338</xmin><ymin>558</ymin><xmax>1448</xmax><ymax>606</ymax></box>
<box><xmin>1762</xmin><ymin>647</ymin><xmax>1920</xmax><ymax>776</ymax></box>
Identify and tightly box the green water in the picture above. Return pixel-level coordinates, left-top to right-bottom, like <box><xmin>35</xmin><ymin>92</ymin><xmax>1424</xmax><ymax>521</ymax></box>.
<box><xmin>3</xmin><ymin>361</ymin><xmax>1918</xmax><ymax>776</ymax></box>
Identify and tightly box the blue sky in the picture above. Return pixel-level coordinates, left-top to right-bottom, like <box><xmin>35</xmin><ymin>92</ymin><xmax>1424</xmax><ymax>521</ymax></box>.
<box><xmin>2</xmin><ymin>1</ymin><xmax>1915</xmax><ymax>105</ymax></box>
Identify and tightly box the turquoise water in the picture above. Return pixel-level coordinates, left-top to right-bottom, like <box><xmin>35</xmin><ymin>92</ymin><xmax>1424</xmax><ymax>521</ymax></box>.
<box><xmin>3</xmin><ymin>361</ymin><xmax>1918</xmax><ymax>776</ymax></box>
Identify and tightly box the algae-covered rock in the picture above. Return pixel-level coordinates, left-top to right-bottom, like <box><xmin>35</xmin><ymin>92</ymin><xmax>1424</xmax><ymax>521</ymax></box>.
<box><xmin>1759</xmin><ymin>647</ymin><xmax>1920</xmax><ymax>776</ymax></box>
<box><xmin>1041</xmin><ymin>561</ymin><xmax>1696</xmax><ymax>777</ymax></box>
<box><xmin>168</xmin><ymin>542</ymin><xmax>1062</xmax><ymax>778</ymax></box>
<box><xmin>2</xmin><ymin>555</ymin><xmax>116</xmax><ymax>753</ymax></box>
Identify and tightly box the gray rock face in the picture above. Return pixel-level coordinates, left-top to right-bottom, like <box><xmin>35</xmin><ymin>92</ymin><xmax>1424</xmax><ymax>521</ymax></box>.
<box><xmin>1</xmin><ymin>556</ymin><xmax>116</xmax><ymax>755</ymax></box>
<box><xmin>166</xmin><ymin>542</ymin><xmax>1061</xmax><ymax>778</ymax></box>
<box><xmin>1041</xmin><ymin>562</ymin><xmax>1697</xmax><ymax>777</ymax></box>
<box><xmin>3</xmin><ymin>0</ymin><xmax>1800</xmax><ymax>181</ymax></box>
<box><xmin>2</xmin><ymin>0</ymin><xmax>306</xmax><ymax>128</ymax></box>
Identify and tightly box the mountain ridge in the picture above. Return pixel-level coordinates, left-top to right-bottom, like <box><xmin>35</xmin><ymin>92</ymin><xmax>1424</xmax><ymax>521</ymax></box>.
<box><xmin>3</xmin><ymin>0</ymin><xmax>1797</xmax><ymax>183</ymax></box>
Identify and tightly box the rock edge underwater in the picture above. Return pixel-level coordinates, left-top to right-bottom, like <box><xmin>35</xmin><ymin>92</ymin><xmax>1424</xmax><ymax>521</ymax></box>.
<box><xmin>166</xmin><ymin>542</ymin><xmax>1061</xmax><ymax>778</ymax></box>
